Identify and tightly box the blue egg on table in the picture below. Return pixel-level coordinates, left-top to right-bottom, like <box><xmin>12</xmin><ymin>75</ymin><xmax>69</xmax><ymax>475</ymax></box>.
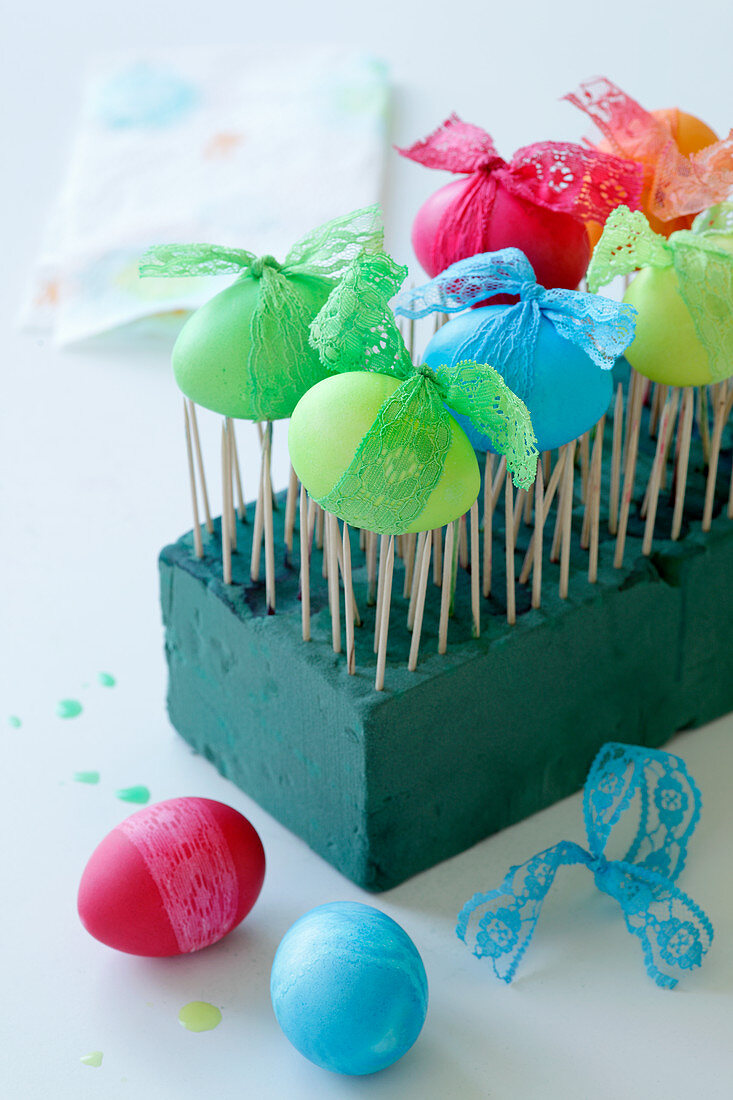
<box><xmin>270</xmin><ymin>901</ymin><xmax>428</xmax><ymax>1076</ymax></box>
<box><xmin>424</xmin><ymin>307</ymin><xmax>613</xmax><ymax>453</ymax></box>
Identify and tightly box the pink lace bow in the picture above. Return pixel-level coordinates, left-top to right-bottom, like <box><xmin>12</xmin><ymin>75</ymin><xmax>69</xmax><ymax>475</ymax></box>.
<box><xmin>565</xmin><ymin>77</ymin><xmax>733</xmax><ymax>222</ymax></box>
<box><xmin>397</xmin><ymin>113</ymin><xmax>643</xmax><ymax>222</ymax></box>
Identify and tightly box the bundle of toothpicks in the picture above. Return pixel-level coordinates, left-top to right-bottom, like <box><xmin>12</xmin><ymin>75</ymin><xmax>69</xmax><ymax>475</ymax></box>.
<box><xmin>180</xmin><ymin>314</ymin><xmax>733</xmax><ymax>692</ymax></box>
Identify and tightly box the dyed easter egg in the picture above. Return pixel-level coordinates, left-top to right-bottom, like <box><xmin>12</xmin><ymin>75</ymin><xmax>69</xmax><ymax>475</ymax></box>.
<box><xmin>271</xmin><ymin>902</ymin><xmax>428</xmax><ymax>1076</ymax></box>
<box><xmin>587</xmin><ymin>108</ymin><xmax>720</xmax><ymax>246</ymax></box>
<box><xmin>424</xmin><ymin>309</ymin><xmax>612</xmax><ymax>452</ymax></box>
<box><xmin>78</xmin><ymin>797</ymin><xmax>265</xmax><ymax>956</ymax></box>
<box><xmin>288</xmin><ymin>372</ymin><xmax>480</xmax><ymax>533</ymax></box>
<box><xmin>172</xmin><ymin>272</ymin><xmax>333</xmax><ymax>420</ymax></box>
<box><xmin>623</xmin><ymin>266</ymin><xmax>725</xmax><ymax>387</ymax></box>
<box><xmin>412</xmin><ymin>178</ymin><xmax>590</xmax><ymax>290</ymax></box>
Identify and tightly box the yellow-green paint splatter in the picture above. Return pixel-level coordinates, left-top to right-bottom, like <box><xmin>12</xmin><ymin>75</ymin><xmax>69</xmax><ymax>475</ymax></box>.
<box><xmin>80</xmin><ymin>1051</ymin><xmax>103</xmax><ymax>1067</ymax></box>
<box><xmin>57</xmin><ymin>699</ymin><xmax>83</xmax><ymax>719</ymax></box>
<box><xmin>7</xmin><ymin>716</ymin><xmax>21</xmax><ymax>728</ymax></box>
<box><xmin>98</xmin><ymin>672</ymin><xmax>116</xmax><ymax>687</ymax></box>
<box><xmin>178</xmin><ymin>1002</ymin><xmax>222</xmax><ymax>1032</ymax></box>
<box><xmin>116</xmin><ymin>785</ymin><xmax>150</xmax><ymax>804</ymax></box>
<box><xmin>75</xmin><ymin>771</ymin><xmax>100</xmax><ymax>784</ymax></box>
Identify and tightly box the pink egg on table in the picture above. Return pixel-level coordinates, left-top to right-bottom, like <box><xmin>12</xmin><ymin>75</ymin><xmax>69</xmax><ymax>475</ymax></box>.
<box><xmin>78</xmin><ymin>797</ymin><xmax>265</xmax><ymax>956</ymax></box>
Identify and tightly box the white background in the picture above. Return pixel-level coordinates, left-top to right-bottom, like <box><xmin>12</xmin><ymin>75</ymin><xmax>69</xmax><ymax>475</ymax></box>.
<box><xmin>3</xmin><ymin>3</ymin><xmax>733</xmax><ymax>1097</ymax></box>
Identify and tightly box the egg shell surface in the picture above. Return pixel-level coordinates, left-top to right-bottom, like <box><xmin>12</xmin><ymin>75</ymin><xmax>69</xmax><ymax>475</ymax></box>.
<box><xmin>77</xmin><ymin>797</ymin><xmax>265</xmax><ymax>956</ymax></box>
<box><xmin>288</xmin><ymin>371</ymin><xmax>480</xmax><ymax>533</ymax></box>
<box><xmin>424</xmin><ymin>308</ymin><xmax>612</xmax><ymax>452</ymax></box>
<box><xmin>270</xmin><ymin>901</ymin><xmax>428</xmax><ymax>1076</ymax></box>
<box><xmin>623</xmin><ymin>266</ymin><xmax>716</xmax><ymax>386</ymax></box>
<box><xmin>412</xmin><ymin>176</ymin><xmax>590</xmax><ymax>290</ymax></box>
<box><xmin>172</xmin><ymin>272</ymin><xmax>333</xmax><ymax>420</ymax></box>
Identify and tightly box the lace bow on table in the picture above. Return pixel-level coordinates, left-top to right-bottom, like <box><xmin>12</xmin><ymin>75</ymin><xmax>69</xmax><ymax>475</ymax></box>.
<box><xmin>394</xmin><ymin>248</ymin><xmax>637</xmax><ymax>404</ymax></box>
<box><xmin>457</xmin><ymin>742</ymin><xmax>714</xmax><ymax>989</ymax></box>
<box><xmin>139</xmin><ymin>205</ymin><xmax>383</xmax><ymax>419</ymax></box>
<box><xmin>588</xmin><ymin>205</ymin><xmax>733</xmax><ymax>384</ymax></box>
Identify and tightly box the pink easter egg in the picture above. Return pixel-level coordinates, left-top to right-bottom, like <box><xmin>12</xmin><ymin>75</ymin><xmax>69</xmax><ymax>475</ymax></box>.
<box><xmin>412</xmin><ymin>176</ymin><xmax>591</xmax><ymax>290</ymax></box>
<box><xmin>78</xmin><ymin>797</ymin><xmax>265</xmax><ymax>956</ymax></box>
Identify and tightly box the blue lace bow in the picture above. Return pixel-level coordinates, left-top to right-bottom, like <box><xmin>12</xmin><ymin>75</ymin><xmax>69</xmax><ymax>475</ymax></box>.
<box><xmin>456</xmin><ymin>743</ymin><xmax>713</xmax><ymax>989</ymax></box>
<box><xmin>394</xmin><ymin>249</ymin><xmax>636</xmax><ymax>403</ymax></box>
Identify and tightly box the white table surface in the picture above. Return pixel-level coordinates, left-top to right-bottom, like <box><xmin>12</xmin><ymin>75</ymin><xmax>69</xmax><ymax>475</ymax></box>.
<box><xmin>3</xmin><ymin>3</ymin><xmax>733</xmax><ymax>1097</ymax></box>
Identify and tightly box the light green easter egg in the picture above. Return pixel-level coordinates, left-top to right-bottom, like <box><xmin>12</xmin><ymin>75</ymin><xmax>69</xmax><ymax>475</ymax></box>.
<box><xmin>172</xmin><ymin>272</ymin><xmax>333</xmax><ymax>420</ymax></box>
<box><xmin>288</xmin><ymin>372</ymin><xmax>480</xmax><ymax>534</ymax></box>
<box><xmin>624</xmin><ymin>266</ymin><xmax>710</xmax><ymax>387</ymax></box>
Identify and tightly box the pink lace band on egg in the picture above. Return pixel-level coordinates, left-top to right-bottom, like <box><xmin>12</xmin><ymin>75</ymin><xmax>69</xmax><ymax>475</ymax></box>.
<box><xmin>564</xmin><ymin>77</ymin><xmax>733</xmax><ymax>221</ymax></box>
<box><xmin>397</xmin><ymin>113</ymin><xmax>643</xmax><ymax>222</ymax></box>
<box><xmin>120</xmin><ymin>800</ymin><xmax>238</xmax><ymax>953</ymax></box>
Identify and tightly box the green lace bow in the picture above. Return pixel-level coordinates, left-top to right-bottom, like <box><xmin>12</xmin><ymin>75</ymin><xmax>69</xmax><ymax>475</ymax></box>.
<box><xmin>588</xmin><ymin>205</ymin><xmax>733</xmax><ymax>384</ymax></box>
<box><xmin>308</xmin><ymin>252</ymin><xmax>538</xmax><ymax>535</ymax></box>
<box><xmin>139</xmin><ymin>205</ymin><xmax>383</xmax><ymax>420</ymax></box>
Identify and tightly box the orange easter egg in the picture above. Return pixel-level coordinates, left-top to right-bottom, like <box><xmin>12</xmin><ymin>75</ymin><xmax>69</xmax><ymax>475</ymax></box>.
<box><xmin>587</xmin><ymin>108</ymin><xmax>719</xmax><ymax>248</ymax></box>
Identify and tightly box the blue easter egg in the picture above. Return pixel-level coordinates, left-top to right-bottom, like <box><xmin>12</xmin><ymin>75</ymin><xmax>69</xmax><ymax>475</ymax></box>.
<box><xmin>270</xmin><ymin>901</ymin><xmax>428</xmax><ymax>1076</ymax></box>
<box><xmin>424</xmin><ymin>308</ymin><xmax>613</xmax><ymax>452</ymax></box>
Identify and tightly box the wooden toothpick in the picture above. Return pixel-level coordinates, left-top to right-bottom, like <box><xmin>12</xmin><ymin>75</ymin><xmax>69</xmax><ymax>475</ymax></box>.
<box><xmin>374</xmin><ymin>533</ymin><xmax>388</xmax><ymax>653</ymax></box>
<box><xmin>188</xmin><ymin>400</ymin><xmax>214</xmax><ymax>534</ymax></box>
<box><xmin>587</xmin><ymin>418</ymin><xmax>605</xmax><ymax>584</ymax></box>
<box><xmin>227</xmin><ymin>418</ymin><xmax>246</xmax><ymax>522</ymax></box>
<box><xmin>407</xmin><ymin>530</ymin><xmax>433</xmax><ymax>671</ymax></box>
<box><xmin>519</xmin><ymin>448</ymin><xmax>566</xmax><ymax>584</ymax></box>
<box><xmin>531</xmin><ymin>460</ymin><xmax>544</xmax><ymax>608</ymax></box>
<box><xmin>326</xmin><ymin>512</ymin><xmax>341</xmax><ymax>653</ymax></box>
<box><xmin>559</xmin><ymin>438</ymin><xmax>576</xmax><ymax>599</ymax></box>
<box><xmin>608</xmin><ymin>383</ymin><xmax>623</xmax><ymax>535</ymax></box>
<box><xmin>375</xmin><ymin>535</ymin><xmax>395</xmax><ymax>692</ymax></box>
<box><xmin>505</xmin><ymin>471</ymin><xmax>516</xmax><ymax>625</ymax></box>
<box><xmin>614</xmin><ymin>371</ymin><xmax>644</xmax><ymax>569</ymax></box>
<box><xmin>672</xmin><ymin>387</ymin><xmax>695</xmax><ymax>539</ymax></box>
<box><xmin>482</xmin><ymin>452</ymin><xmax>495</xmax><ymax>598</ymax></box>
<box><xmin>284</xmin><ymin>464</ymin><xmax>299</xmax><ymax>555</ymax></box>
<box><xmin>642</xmin><ymin>389</ymin><xmax>679</xmax><ymax>554</ymax></box>
<box><xmin>220</xmin><ymin>423</ymin><xmax>232</xmax><ymax>585</ymax></box>
<box><xmin>703</xmin><ymin>385</ymin><xmax>733</xmax><ymax>531</ymax></box>
<box><xmin>470</xmin><ymin>500</ymin><xmax>480</xmax><ymax>638</ymax></box>
<box><xmin>299</xmin><ymin>484</ymin><xmax>311</xmax><ymax>641</ymax></box>
<box><xmin>183</xmin><ymin>399</ymin><xmax>203</xmax><ymax>559</ymax></box>
<box><xmin>342</xmin><ymin>522</ymin><xmax>356</xmax><ymax>674</ymax></box>
<box><xmin>407</xmin><ymin>532</ymin><xmax>427</xmax><ymax>631</ymax></box>
<box><xmin>262</xmin><ymin>421</ymin><xmax>276</xmax><ymax>613</ymax></box>
<box><xmin>438</xmin><ymin>520</ymin><xmax>456</xmax><ymax>654</ymax></box>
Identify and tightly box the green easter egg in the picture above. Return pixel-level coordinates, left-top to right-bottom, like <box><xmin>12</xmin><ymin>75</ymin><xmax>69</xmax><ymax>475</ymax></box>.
<box><xmin>172</xmin><ymin>272</ymin><xmax>333</xmax><ymax>420</ymax></box>
<box><xmin>623</xmin><ymin>266</ymin><xmax>711</xmax><ymax>387</ymax></box>
<box><xmin>289</xmin><ymin>372</ymin><xmax>480</xmax><ymax>533</ymax></box>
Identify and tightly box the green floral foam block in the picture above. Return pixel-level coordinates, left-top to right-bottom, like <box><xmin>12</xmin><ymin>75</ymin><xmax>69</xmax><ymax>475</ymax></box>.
<box><xmin>159</xmin><ymin>428</ymin><xmax>733</xmax><ymax>889</ymax></box>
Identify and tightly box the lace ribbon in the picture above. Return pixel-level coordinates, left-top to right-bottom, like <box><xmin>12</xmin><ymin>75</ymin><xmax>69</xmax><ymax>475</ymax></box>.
<box><xmin>307</xmin><ymin>252</ymin><xmax>538</xmax><ymax>534</ymax></box>
<box><xmin>457</xmin><ymin>742</ymin><xmax>714</xmax><ymax>989</ymax></box>
<box><xmin>588</xmin><ymin>206</ymin><xmax>733</xmax><ymax>383</ymax></box>
<box><xmin>397</xmin><ymin>114</ymin><xmax>643</xmax><ymax>274</ymax></box>
<box><xmin>565</xmin><ymin>77</ymin><xmax>733</xmax><ymax>222</ymax></box>
<box><xmin>394</xmin><ymin>249</ymin><xmax>637</xmax><ymax>403</ymax></box>
<box><xmin>139</xmin><ymin>205</ymin><xmax>383</xmax><ymax>420</ymax></box>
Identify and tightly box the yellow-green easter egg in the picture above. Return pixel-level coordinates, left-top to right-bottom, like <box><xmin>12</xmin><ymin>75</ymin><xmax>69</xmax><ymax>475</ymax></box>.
<box><xmin>624</xmin><ymin>267</ymin><xmax>712</xmax><ymax>387</ymax></box>
<box><xmin>172</xmin><ymin>272</ymin><xmax>333</xmax><ymax>420</ymax></box>
<box><xmin>288</xmin><ymin>372</ymin><xmax>480</xmax><ymax>534</ymax></box>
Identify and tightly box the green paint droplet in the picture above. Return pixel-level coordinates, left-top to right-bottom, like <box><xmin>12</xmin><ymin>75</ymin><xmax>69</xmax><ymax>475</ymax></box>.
<box><xmin>57</xmin><ymin>699</ymin><xmax>83</xmax><ymax>719</ymax></box>
<box><xmin>7</xmin><ymin>716</ymin><xmax>21</xmax><ymax>728</ymax></box>
<box><xmin>116</xmin><ymin>785</ymin><xmax>150</xmax><ymax>804</ymax></box>
<box><xmin>98</xmin><ymin>672</ymin><xmax>116</xmax><ymax>687</ymax></box>
<box><xmin>74</xmin><ymin>771</ymin><xmax>100</xmax><ymax>785</ymax></box>
<box><xmin>80</xmin><ymin>1051</ymin><xmax>103</xmax><ymax>1067</ymax></box>
<box><xmin>178</xmin><ymin>1002</ymin><xmax>222</xmax><ymax>1032</ymax></box>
